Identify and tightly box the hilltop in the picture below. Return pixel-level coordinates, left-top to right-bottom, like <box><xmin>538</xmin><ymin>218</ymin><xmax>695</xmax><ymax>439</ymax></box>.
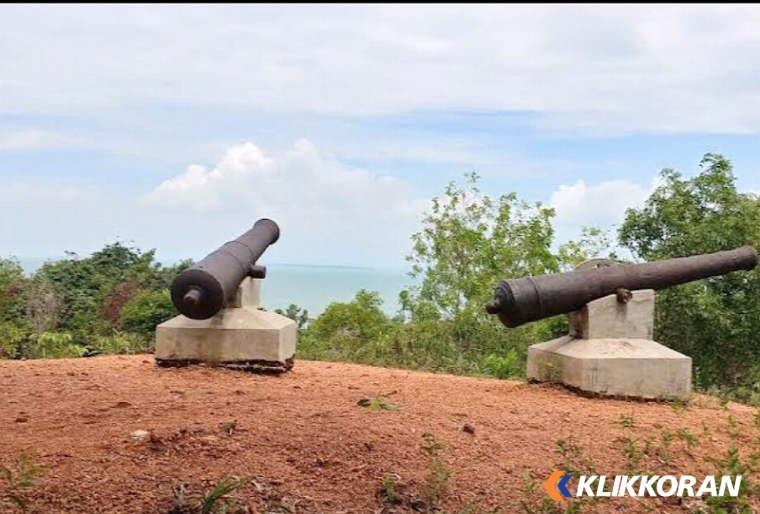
<box><xmin>1</xmin><ymin>356</ymin><xmax>758</xmax><ymax>513</ymax></box>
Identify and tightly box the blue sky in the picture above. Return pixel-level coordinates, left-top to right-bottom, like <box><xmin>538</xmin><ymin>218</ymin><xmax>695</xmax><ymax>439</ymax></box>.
<box><xmin>0</xmin><ymin>5</ymin><xmax>758</xmax><ymax>268</ymax></box>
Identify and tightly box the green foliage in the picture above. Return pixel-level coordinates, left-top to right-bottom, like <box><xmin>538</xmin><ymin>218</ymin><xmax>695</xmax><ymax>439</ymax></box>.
<box><xmin>396</xmin><ymin>172</ymin><xmax>609</xmax><ymax>374</ymax></box>
<box><xmin>199</xmin><ymin>475</ymin><xmax>243</xmax><ymax>514</ymax></box>
<box><xmin>0</xmin><ymin>323</ymin><xmax>29</xmax><ymax>359</ymax></box>
<box><xmin>619</xmin><ymin>153</ymin><xmax>760</xmax><ymax>390</ymax></box>
<box><xmin>418</xmin><ymin>433</ymin><xmax>451</xmax><ymax>510</ymax></box>
<box><xmin>90</xmin><ymin>331</ymin><xmax>152</xmax><ymax>355</ymax></box>
<box><xmin>1</xmin><ymin>454</ymin><xmax>44</xmax><ymax>513</ymax></box>
<box><xmin>556</xmin><ymin>438</ymin><xmax>595</xmax><ymax>478</ymax></box>
<box><xmin>378</xmin><ymin>473</ymin><xmax>402</xmax><ymax>507</ymax></box>
<box><xmin>29</xmin><ymin>331</ymin><xmax>86</xmax><ymax>359</ymax></box>
<box><xmin>481</xmin><ymin>348</ymin><xmax>521</xmax><ymax>379</ymax></box>
<box><xmin>358</xmin><ymin>396</ymin><xmax>399</xmax><ymax>411</ymax></box>
<box><xmin>120</xmin><ymin>289</ymin><xmax>177</xmax><ymax>338</ymax></box>
<box><xmin>171</xmin><ymin>476</ymin><xmax>244</xmax><ymax>514</ymax></box>
<box><xmin>299</xmin><ymin>172</ymin><xmax>610</xmax><ymax>380</ymax></box>
<box><xmin>302</xmin><ymin>290</ymin><xmax>395</xmax><ymax>363</ymax></box>
<box><xmin>30</xmin><ymin>242</ymin><xmax>187</xmax><ymax>342</ymax></box>
<box><xmin>0</xmin><ymin>257</ymin><xmax>27</xmax><ymax>325</ymax></box>
<box><xmin>618</xmin><ymin>413</ymin><xmax>635</xmax><ymax>429</ymax></box>
<box><xmin>274</xmin><ymin>304</ymin><xmax>310</xmax><ymax>329</ymax></box>
<box><xmin>403</xmin><ymin>172</ymin><xmax>561</xmax><ymax>323</ymax></box>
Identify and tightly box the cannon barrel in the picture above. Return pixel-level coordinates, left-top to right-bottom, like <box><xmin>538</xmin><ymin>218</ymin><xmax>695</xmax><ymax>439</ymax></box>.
<box><xmin>171</xmin><ymin>218</ymin><xmax>280</xmax><ymax>320</ymax></box>
<box><xmin>485</xmin><ymin>245</ymin><xmax>758</xmax><ymax>328</ymax></box>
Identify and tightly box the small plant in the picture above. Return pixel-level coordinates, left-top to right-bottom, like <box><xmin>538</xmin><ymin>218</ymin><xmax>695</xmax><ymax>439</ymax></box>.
<box><xmin>482</xmin><ymin>349</ymin><xmax>520</xmax><ymax>379</ymax></box>
<box><xmin>623</xmin><ymin>437</ymin><xmax>643</xmax><ymax>474</ymax></box>
<box><xmin>676</xmin><ymin>428</ymin><xmax>698</xmax><ymax>449</ymax></box>
<box><xmin>556</xmin><ymin>438</ymin><xmax>594</xmax><ymax>478</ymax></box>
<box><xmin>667</xmin><ymin>398</ymin><xmax>691</xmax><ymax>412</ymax></box>
<box><xmin>1</xmin><ymin>454</ymin><xmax>44</xmax><ymax>513</ymax></box>
<box><xmin>358</xmin><ymin>395</ymin><xmax>399</xmax><ymax>411</ymax></box>
<box><xmin>703</xmin><ymin>446</ymin><xmax>758</xmax><ymax>514</ymax></box>
<box><xmin>219</xmin><ymin>421</ymin><xmax>237</xmax><ymax>436</ymax></box>
<box><xmin>421</xmin><ymin>459</ymin><xmax>452</xmax><ymax>510</ymax></box>
<box><xmin>169</xmin><ymin>476</ymin><xmax>245</xmax><ymax>514</ymax></box>
<box><xmin>378</xmin><ymin>473</ymin><xmax>402</xmax><ymax>507</ymax></box>
<box><xmin>417</xmin><ymin>433</ymin><xmax>451</xmax><ymax>511</ymax></box>
<box><xmin>199</xmin><ymin>476</ymin><xmax>243</xmax><ymax>514</ymax></box>
<box><xmin>658</xmin><ymin>429</ymin><xmax>674</xmax><ymax>464</ymax></box>
<box><xmin>618</xmin><ymin>413</ymin><xmax>635</xmax><ymax>429</ymax></box>
<box><xmin>421</xmin><ymin>432</ymin><xmax>444</xmax><ymax>458</ymax></box>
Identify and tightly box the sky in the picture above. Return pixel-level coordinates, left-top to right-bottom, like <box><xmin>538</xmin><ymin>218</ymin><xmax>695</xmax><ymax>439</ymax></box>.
<box><xmin>0</xmin><ymin>4</ymin><xmax>758</xmax><ymax>269</ymax></box>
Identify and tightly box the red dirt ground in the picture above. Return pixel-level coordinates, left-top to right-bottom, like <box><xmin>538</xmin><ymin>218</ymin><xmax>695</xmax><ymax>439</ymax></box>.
<box><xmin>1</xmin><ymin>355</ymin><xmax>758</xmax><ymax>514</ymax></box>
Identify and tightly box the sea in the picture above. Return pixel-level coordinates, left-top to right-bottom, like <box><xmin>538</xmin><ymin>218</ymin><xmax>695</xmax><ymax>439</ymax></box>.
<box><xmin>18</xmin><ymin>259</ymin><xmax>417</xmax><ymax>317</ymax></box>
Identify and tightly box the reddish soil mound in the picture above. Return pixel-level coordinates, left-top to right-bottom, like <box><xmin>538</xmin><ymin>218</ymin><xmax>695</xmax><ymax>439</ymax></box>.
<box><xmin>1</xmin><ymin>356</ymin><xmax>758</xmax><ymax>513</ymax></box>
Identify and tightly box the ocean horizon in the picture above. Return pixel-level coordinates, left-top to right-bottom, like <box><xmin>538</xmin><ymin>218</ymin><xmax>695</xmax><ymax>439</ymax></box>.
<box><xmin>16</xmin><ymin>258</ymin><xmax>418</xmax><ymax>317</ymax></box>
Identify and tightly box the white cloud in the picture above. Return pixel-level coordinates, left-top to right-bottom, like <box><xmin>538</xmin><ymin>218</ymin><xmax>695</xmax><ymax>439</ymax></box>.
<box><xmin>144</xmin><ymin>139</ymin><xmax>429</xmax><ymax>266</ymax></box>
<box><xmin>0</xmin><ymin>5</ymin><xmax>758</xmax><ymax>134</ymax></box>
<box><xmin>550</xmin><ymin>178</ymin><xmax>656</xmax><ymax>230</ymax></box>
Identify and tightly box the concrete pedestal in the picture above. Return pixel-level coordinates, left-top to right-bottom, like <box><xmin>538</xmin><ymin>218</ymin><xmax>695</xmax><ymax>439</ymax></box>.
<box><xmin>154</xmin><ymin>278</ymin><xmax>297</xmax><ymax>372</ymax></box>
<box><xmin>526</xmin><ymin>290</ymin><xmax>692</xmax><ymax>400</ymax></box>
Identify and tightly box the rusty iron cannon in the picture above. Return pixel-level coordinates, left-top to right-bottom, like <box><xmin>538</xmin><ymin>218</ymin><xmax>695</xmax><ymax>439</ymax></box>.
<box><xmin>485</xmin><ymin>245</ymin><xmax>758</xmax><ymax>328</ymax></box>
<box><xmin>170</xmin><ymin>218</ymin><xmax>280</xmax><ymax>320</ymax></box>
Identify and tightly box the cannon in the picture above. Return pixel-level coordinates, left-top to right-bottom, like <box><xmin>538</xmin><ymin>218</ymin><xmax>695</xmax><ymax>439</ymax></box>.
<box><xmin>485</xmin><ymin>245</ymin><xmax>758</xmax><ymax>328</ymax></box>
<box><xmin>156</xmin><ymin>217</ymin><xmax>296</xmax><ymax>372</ymax></box>
<box><xmin>170</xmin><ymin>218</ymin><xmax>280</xmax><ymax>320</ymax></box>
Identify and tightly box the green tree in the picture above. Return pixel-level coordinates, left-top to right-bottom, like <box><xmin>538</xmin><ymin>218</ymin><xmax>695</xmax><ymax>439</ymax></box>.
<box><xmin>619</xmin><ymin>153</ymin><xmax>760</xmax><ymax>390</ymax></box>
<box><xmin>403</xmin><ymin>172</ymin><xmax>561</xmax><ymax>324</ymax></box>
<box><xmin>0</xmin><ymin>258</ymin><xmax>31</xmax><ymax>358</ymax></box>
<box><xmin>401</xmin><ymin>173</ymin><xmax>609</xmax><ymax>355</ymax></box>
<box><xmin>33</xmin><ymin>242</ymin><xmax>190</xmax><ymax>340</ymax></box>
<box><xmin>0</xmin><ymin>257</ymin><xmax>27</xmax><ymax>324</ymax></box>
<box><xmin>300</xmin><ymin>290</ymin><xmax>395</xmax><ymax>363</ymax></box>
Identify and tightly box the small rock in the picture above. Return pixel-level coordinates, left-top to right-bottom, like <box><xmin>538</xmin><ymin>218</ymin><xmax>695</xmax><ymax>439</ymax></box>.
<box><xmin>132</xmin><ymin>429</ymin><xmax>151</xmax><ymax>443</ymax></box>
<box><xmin>15</xmin><ymin>416</ymin><xmax>29</xmax><ymax>423</ymax></box>
<box><xmin>462</xmin><ymin>423</ymin><xmax>475</xmax><ymax>434</ymax></box>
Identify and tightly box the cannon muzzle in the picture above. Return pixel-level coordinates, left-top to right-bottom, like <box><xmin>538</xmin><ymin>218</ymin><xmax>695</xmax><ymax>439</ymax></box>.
<box><xmin>486</xmin><ymin>245</ymin><xmax>758</xmax><ymax>328</ymax></box>
<box><xmin>171</xmin><ymin>218</ymin><xmax>280</xmax><ymax>320</ymax></box>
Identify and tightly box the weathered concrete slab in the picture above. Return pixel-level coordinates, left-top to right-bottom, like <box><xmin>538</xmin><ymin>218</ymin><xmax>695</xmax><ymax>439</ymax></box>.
<box><xmin>526</xmin><ymin>290</ymin><xmax>692</xmax><ymax>400</ymax></box>
<box><xmin>154</xmin><ymin>278</ymin><xmax>296</xmax><ymax>371</ymax></box>
<box><xmin>527</xmin><ymin>336</ymin><xmax>692</xmax><ymax>400</ymax></box>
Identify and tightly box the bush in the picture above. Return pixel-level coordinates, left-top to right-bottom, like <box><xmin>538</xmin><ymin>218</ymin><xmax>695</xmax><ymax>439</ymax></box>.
<box><xmin>120</xmin><ymin>290</ymin><xmax>177</xmax><ymax>337</ymax></box>
<box><xmin>308</xmin><ymin>290</ymin><xmax>392</xmax><ymax>354</ymax></box>
<box><xmin>0</xmin><ymin>323</ymin><xmax>30</xmax><ymax>359</ymax></box>
<box><xmin>29</xmin><ymin>332</ymin><xmax>85</xmax><ymax>359</ymax></box>
<box><xmin>482</xmin><ymin>348</ymin><xmax>521</xmax><ymax>379</ymax></box>
<box><xmin>90</xmin><ymin>332</ymin><xmax>152</xmax><ymax>355</ymax></box>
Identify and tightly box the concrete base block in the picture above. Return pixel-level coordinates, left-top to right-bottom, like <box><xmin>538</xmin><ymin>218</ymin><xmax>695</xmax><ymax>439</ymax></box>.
<box><xmin>569</xmin><ymin>290</ymin><xmax>654</xmax><ymax>340</ymax></box>
<box><xmin>154</xmin><ymin>307</ymin><xmax>297</xmax><ymax>372</ymax></box>
<box><xmin>527</xmin><ymin>336</ymin><xmax>692</xmax><ymax>400</ymax></box>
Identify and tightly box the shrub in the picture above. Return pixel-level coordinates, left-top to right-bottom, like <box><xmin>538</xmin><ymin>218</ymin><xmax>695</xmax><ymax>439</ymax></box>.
<box><xmin>120</xmin><ymin>290</ymin><xmax>177</xmax><ymax>337</ymax></box>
